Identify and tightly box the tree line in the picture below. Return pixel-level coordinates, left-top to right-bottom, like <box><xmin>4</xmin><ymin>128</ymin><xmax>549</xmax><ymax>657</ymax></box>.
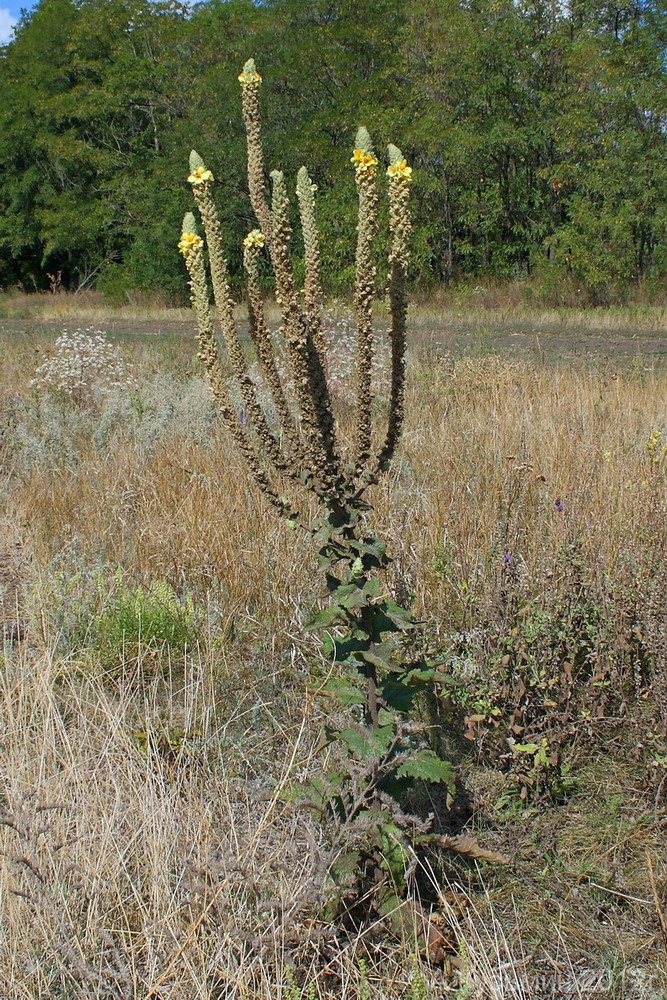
<box><xmin>1</xmin><ymin>0</ymin><xmax>665</xmax><ymax>302</ymax></box>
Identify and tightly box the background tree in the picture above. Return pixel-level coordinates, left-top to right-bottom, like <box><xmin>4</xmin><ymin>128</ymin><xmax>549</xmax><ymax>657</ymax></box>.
<box><xmin>0</xmin><ymin>0</ymin><xmax>665</xmax><ymax>299</ymax></box>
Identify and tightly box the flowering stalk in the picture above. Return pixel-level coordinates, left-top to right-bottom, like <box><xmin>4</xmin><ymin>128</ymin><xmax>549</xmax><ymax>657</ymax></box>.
<box><xmin>178</xmin><ymin>213</ymin><xmax>293</xmax><ymax>517</ymax></box>
<box><xmin>351</xmin><ymin>128</ymin><xmax>379</xmax><ymax>475</ymax></box>
<box><xmin>268</xmin><ymin>168</ymin><xmax>339</xmax><ymax>490</ymax></box>
<box><xmin>181</xmin><ymin>59</ymin><xmax>413</xmax><ymax>517</ymax></box>
<box><xmin>243</xmin><ymin>230</ymin><xmax>303</xmax><ymax>462</ymax></box>
<box><xmin>378</xmin><ymin>144</ymin><xmax>412</xmax><ymax>470</ymax></box>
<box><xmin>188</xmin><ymin>155</ymin><xmax>299</xmax><ymax>483</ymax></box>
<box><xmin>296</xmin><ymin>166</ymin><xmax>326</xmax><ymax>360</ymax></box>
<box><xmin>239</xmin><ymin>58</ymin><xmax>272</xmax><ymax>240</ymax></box>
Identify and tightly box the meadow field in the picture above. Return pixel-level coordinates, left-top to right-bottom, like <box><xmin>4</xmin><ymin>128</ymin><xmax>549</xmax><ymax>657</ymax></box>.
<box><xmin>0</xmin><ymin>293</ymin><xmax>666</xmax><ymax>999</ymax></box>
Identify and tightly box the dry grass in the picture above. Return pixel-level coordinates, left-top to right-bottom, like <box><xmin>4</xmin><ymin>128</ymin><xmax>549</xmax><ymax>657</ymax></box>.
<box><xmin>410</xmin><ymin>302</ymin><xmax>667</xmax><ymax>336</ymax></box>
<box><xmin>3</xmin><ymin>287</ymin><xmax>667</xmax><ymax>336</ymax></box>
<box><xmin>0</xmin><ymin>290</ymin><xmax>193</xmax><ymax>324</ymax></box>
<box><xmin>0</xmin><ymin>316</ymin><xmax>666</xmax><ymax>997</ymax></box>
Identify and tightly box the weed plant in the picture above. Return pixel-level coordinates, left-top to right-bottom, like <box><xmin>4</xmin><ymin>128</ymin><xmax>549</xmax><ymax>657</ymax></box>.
<box><xmin>30</xmin><ymin>327</ymin><xmax>138</xmax><ymax>406</ymax></box>
<box><xmin>93</xmin><ymin>575</ymin><xmax>202</xmax><ymax>668</ymax></box>
<box><xmin>176</xmin><ymin>59</ymin><xmax>503</xmax><ymax>934</ymax></box>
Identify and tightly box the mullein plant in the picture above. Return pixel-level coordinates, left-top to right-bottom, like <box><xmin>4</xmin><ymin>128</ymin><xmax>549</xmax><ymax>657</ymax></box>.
<box><xmin>178</xmin><ymin>60</ymin><xmax>470</xmax><ymax>923</ymax></box>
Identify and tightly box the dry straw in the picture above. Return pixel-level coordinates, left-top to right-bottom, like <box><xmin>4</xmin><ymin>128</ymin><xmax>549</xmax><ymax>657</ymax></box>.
<box><xmin>179</xmin><ymin>57</ymin><xmax>412</xmax><ymax>520</ymax></box>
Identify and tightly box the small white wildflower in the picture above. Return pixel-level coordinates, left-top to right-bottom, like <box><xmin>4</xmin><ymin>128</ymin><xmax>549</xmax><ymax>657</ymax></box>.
<box><xmin>31</xmin><ymin>327</ymin><xmax>138</xmax><ymax>406</ymax></box>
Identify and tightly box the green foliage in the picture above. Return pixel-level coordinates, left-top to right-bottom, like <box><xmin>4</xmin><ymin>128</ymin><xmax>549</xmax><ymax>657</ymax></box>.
<box><xmin>291</xmin><ymin>508</ymin><xmax>457</xmax><ymax>916</ymax></box>
<box><xmin>1</xmin><ymin>0</ymin><xmax>665</xmax><ymax>296</ymax></box>
<box><xmin>408</xmin><ymin>957</ymin><xmax>430</xmax><ymax>1000</ymax></box>
<box><xmin>283</xmin><ymin>969</ymin><xmax>316</xmax><ymax>1000</ymax></box>
<box><xmin>93</xmin><ymin>574</ymin><xmax>202</xmax><ymax>666</ymax></box>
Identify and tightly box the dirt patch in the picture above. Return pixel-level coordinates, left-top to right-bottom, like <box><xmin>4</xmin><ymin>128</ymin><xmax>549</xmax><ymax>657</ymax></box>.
<box><xmin>2</xmin><ymin>314</ymin><xmax>666</xmax><ymax>367</ymax></box>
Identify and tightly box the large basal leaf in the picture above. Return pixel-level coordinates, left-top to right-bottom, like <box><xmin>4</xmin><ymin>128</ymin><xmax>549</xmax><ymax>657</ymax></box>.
<box><xmin>348</xmin><ymin>538</ymin><xmax>387</xmax><ymax>562</ymax></box>
<box><xmin>383</xmin><ymin>599</ymin><xmax>418</xmax><ymax>629</ymax></box>
<box><xmin>401</xmin><ymin>666</ymin><xmax>438</xmax><ymax>683</ymax></box>
<box><xmin>329</xmin><ymin>635</ymin><xmax>370</xmax><ymax>662</ymax></box>
<box><xmin>307</xmin><ymin>604</ymin><xmax>347</xmax><ymax>630</ymax></box>
<box><xmin>338</xmin><ymin>725</ymin><xmax>395</xmax><ymax>760</ymax></box>
<box><xmin>321</xmin><ymin>676</ymin><xmax>366</xmax><ymax>706</ymax></box>
<box><xmin>368</xmin><ymin>611</ymin><xmax>401</xmax><ymax>640</ymax></box>
<box><xmin>395</xmin><ymin>749</ymin><xmax>455</xmax><ymax>789</ymax></box>
<box><xmin>361</xmin><ymin>647</ymin><xmax>400</xmax><ymax>673</ymax></box>
<box><xmin>337</xmin><ymin>585</ymin><xmax>370</xmax><ymax>610</ymax></box>
<box><xmin>381</xmin><ymin>679</ymin><xmax>420</xmax><ymax>712</ymax></box>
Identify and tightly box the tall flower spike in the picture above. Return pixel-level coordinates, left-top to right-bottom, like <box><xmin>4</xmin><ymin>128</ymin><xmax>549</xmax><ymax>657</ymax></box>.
<box><xmin>296</xmin><ymin>166</ymin><xmax>326</xmax><ymax>361</ymax></box>
<box><xmin>352</xmin><ymin>126</ymin><xmax>379</xmax><ymax>475</ymax></box>
<box><xmin>188</xmin><ymin>152</ymin><xmax>294</xmax><ymax>480</ymax></box>
<box><xmin>178</xmin><ymin>213</ymin><xmax>292</xmax><ymax>516</ymax></box>
<box><xmin>243</xmin><ymin>231</ymin><xmax>304</xmax><ymax>463</ymax></box>
<box><xmin>182</xmin><ymin>59</ymin><xmax>411</xmax><ymax>520</ymax></box>
<box><xmin>269</xmin><ymin>170</ymin><xmax>338</xmax><ymax>489</ymax></box>
<box><xmin>238</xmin><ymin>60</ymin><xmax>339</xmax><ymax>497</ymax></box>
<box><xmin>239</xmin><ymin>58</ymin><xmax>272</xmax><ymax>240</ymax></box>
<box><xmin>377</xmin><ymin>144</ymin><xmax>412</xmax><ymax>471</ymax></box>
<box><xmin>188</xmin><ymin>150</ymin><xmax>214</xmax><ymax>186</ymax></box>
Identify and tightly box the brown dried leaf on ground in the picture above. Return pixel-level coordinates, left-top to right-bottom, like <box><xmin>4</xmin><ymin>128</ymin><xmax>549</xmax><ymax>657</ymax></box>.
<box><xmin>431</xmin><ymin>834</ymin><xmax>510</xmax><ymax>865</ymax></box>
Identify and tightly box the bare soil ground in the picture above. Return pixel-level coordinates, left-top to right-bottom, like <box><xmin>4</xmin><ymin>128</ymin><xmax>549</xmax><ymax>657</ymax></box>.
<box><xmin>2</xmin><ymin>312</ymin><xmax>666</xmax><ymax>370</ymax></box>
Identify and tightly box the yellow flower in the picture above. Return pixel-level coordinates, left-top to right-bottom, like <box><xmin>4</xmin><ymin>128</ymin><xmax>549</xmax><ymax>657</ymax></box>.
<box><xmin>238</xmin><ymin>69</ymin><xmax>262</xmax><ymax>86</ymax></box>
<box><xmin>243</xmin><ymin>229</ymin><xmax>266</xmax><ymax>249</ymax></box>
<box><xmin>387</xmin><ymin>159</ymin><xmax>412</xmax><ymax>180</ymax></box>
<box><xmin>187</xmin><ymin>165</ymin><xmax>214</xmax><ymax>186</ymax></box>
<box><xmin>351</xmin><ymin>149</ymin><xmax>378</xmax><ymax>174</ymax></box>
<box><xmin>178</xmin><ymin>232</ymin><xmax>203</xmax><ymax>256</ymax></box>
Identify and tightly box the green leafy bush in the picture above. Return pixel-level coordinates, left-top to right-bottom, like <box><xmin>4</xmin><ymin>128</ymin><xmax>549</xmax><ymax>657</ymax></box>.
<box><xmin>94</xmin><ymin>576</ymin><xmax>202</xmax><ymax>666</ymax></box>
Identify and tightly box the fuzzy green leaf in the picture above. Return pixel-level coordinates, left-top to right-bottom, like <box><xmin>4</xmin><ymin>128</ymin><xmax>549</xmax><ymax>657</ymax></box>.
<box><xmin>328</xmin><ymin>636</ymin><xmax>369</xmax><ymax>662</ymax></box>
<box><xmin>349</xmin><ymin>538</ymin><xmax>387</xmax><ymax>561</ymax></box>
<box><xmin>337</xmin><ymin>585</ymin><xmax>369</xmax><ymax>610</ymax></box>
<box><xmin>363</xmin><ymin>577</ymin><xmax>382</xmax><ymax>598</ymax></box>
<box><xmin>339</xmin><ymin>725</ymin><xmax>394</xmax><ymax>760</ymax></box>
<box><xmin>383</xmin><ymin>600</ymin><xmax>416</xmax><ymax>629</ymax></box>
<box><xmin>322</xmin><ymin>677</ymin><xmax>366</xmax><ymax>706</ymax></box>
<box><xmin>361</xmin><ymin>648</ymin><xmax>400</xmax><ymax>673</ymax></box>
<box><xmin>395</xmin><ymin>750</ymin><xmax>455</xmax><ymax>788</ymax></box>
<box><xmin>328</xmin><ymin>850</ymin><xmax>361</xmax><ymax>884</ymax></box>
<box><xmin>376</xmin><ymin>820</ymin><xmax>409</xmax><ymax>886</ymax></box>
<box><xmin>308</xmin><ymin>605</ymin><xmax>347</xmax><ymax>630</ymax></box>
<box><xmin>402</xmin><ymin>666</ymin><xmax>437</xmax><ymax>683</ymax></box>
<box><xmin>367</xmin><ymin>611</ymin><xmax>401</xmax><ymax>639</ymax></box>
<box><xmin>381</xmin><ymin>680</ymin><xmax>420</xmax><ymax>712</ymax></box>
